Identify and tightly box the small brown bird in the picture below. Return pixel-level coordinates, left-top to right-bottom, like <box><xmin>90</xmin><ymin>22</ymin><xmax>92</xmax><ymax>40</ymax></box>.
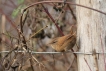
<box><xmin>49</xmin><ymin>32</ymin><xmax>76</xmax><ymax>52</ymax></box>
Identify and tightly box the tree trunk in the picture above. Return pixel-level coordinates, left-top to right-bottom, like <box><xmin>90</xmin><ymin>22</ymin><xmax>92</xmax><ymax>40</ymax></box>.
<box><xmin>76</xmin><ymin>0</ymin><xmax>106</xmax><ymax>71</ymax></box>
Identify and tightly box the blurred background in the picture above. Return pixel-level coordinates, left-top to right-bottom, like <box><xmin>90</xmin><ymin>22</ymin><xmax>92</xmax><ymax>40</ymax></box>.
<box><xmin>0</xmin><ymin>0</ymin><xmax>77</xmax><ymax>71</ymax></box>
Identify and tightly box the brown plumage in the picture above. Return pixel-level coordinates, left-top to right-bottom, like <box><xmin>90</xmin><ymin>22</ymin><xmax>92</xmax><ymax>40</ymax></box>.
<box><xmin>49</xmin><ymin>33</ymin><xmax>76</xmax><ymax>52</ymax></box>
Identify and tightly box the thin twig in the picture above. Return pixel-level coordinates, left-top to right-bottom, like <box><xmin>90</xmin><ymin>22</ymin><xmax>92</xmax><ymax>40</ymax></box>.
<box><xmin>29</xmin><ymin>24</ymin><xmax>48</xmax><ymax>39</ymax></box>
<box><xmin>67</xmin><ymin>4</ymin><xmax>76</xmax><ymax>20</ymax></box>
<box><xmin>41</xmin><ymin>4</ymin><xmax>64</xmax><ymax>36</ymax></box>
<box><xmin>29</xmin><ymin>58</ymin><xmax>35</xmax><ymax>71</ymax></box>
<box><xmin>67</xmin><ymin>57</ymin><xmax>76</xmax><ymax>71</ymax></box>
<box><xmin>0</xmin><ymin>8</ymin><xmax>21</xmax><ymax>36</ymax></box>
<box><xmin>23</xmin><ymin>1</ymin><xmax>106</xmax><ymax>15</ymax></box>
<box><xmin>92</xmin><ymin>49</ymin><xmax>99</xmax><ymax>71</ymax></box>
<box><xmin>84</xmin><ymin>58</ymin><xmax>92</xmax><ymax>71</ymax></box>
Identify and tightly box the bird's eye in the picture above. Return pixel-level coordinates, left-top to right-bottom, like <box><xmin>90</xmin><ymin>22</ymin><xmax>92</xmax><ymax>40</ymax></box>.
<box><xmin>52</xmin><ymin>40</ymin><xmax>57</xmax><ymax>44</ymax></box>
<box><xmin>49</xmin><ymin>38</ymin><xmax>58</xmax><ymax>45</ymax></box>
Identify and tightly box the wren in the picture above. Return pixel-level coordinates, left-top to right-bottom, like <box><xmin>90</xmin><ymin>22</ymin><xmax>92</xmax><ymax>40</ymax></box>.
<box><xmin>49</xmin><ymin>32</ymin><xmax>76</xmax><ymax>52</ymax></box>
